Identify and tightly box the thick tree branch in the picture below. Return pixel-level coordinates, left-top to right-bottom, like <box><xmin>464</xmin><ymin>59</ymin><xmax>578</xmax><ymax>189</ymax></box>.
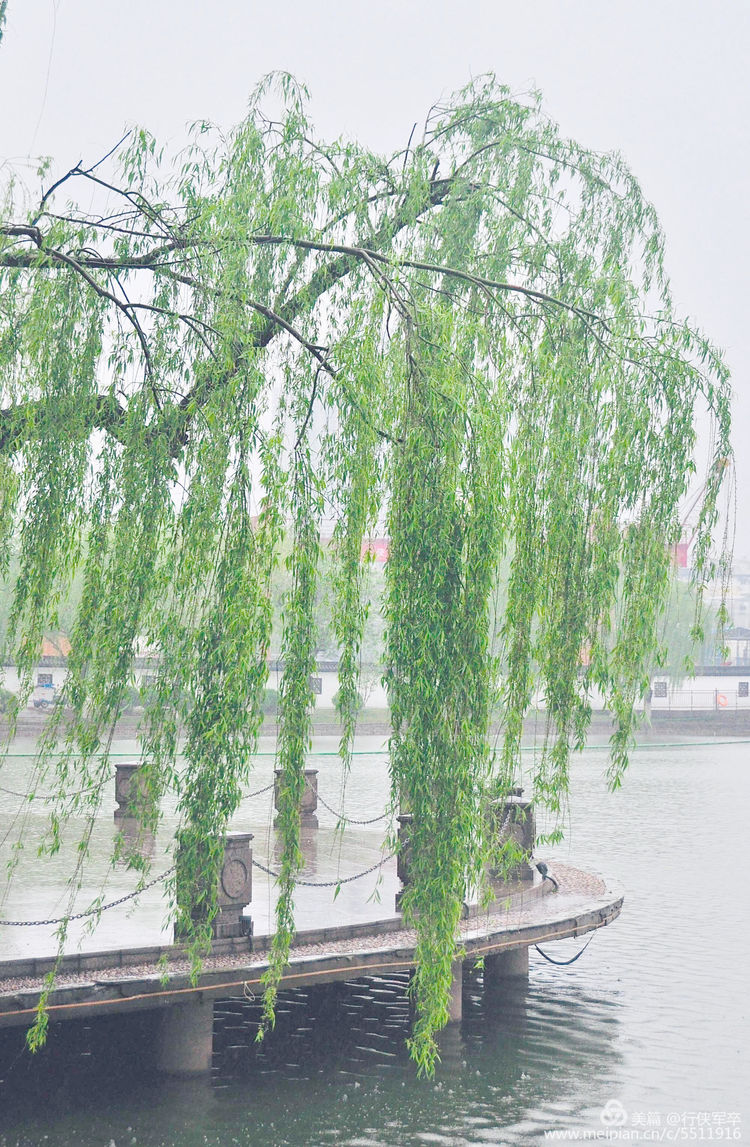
<box><xmin>0</xmin><ymin>393</ymin><xmax>127</xmax><ymax>453</ymax></box>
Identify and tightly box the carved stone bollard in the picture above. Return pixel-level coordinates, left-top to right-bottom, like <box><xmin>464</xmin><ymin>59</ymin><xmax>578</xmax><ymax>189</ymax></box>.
<box><xmin>489</xmin><ymin>793</ymin><xmax>535</xmax><ymax>884</ymax></box>
<box><xmin>214</xmin><ymin>832</ymin><xmax>254</xmax><ymax>940</ymax></box>
<box><xmin>274</xmin><ymin>768</ymin><xmax>319</xmax><ymax>828</ymax></box>
<box><xmin>115</xmin><ymin>816</ymin><xmax>156</xmax><ymax>862</ymax></box>
<box><xmin>175</xmin><ymin>832</ymin><xmax>253</xmax><ymax>943</ymax></box>
<box><xmin>114</xmin><ymin>761</ymin><xmax>156</xmax><ymax>859</ymax></box>
<box><xmin>395</xmin><ymin>813</ymin><xmax>413</xmax><ymax>911</ymax></box>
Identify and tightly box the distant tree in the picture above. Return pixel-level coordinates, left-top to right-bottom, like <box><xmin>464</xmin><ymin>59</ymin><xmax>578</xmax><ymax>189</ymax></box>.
<box><xmin>0</xmin><ymin>74</ymin><xmax>731</xmax><ymax>1070</ymax></box>
<box><xmin>0</xmin><ymin>555</ymin><xmax>84</xmax><ymax>652</ymax></box>
<box><xmin>651</xmin><ymin>576</ymin><xmax>724</xmax><ymax>682</ymax></box>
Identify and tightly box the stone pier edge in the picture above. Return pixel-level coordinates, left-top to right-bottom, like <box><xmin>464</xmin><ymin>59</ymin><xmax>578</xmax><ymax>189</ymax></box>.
<box><xmin>0</xmin><ymin>870</ymin><xmax>623</xmax><ymax>1029</ymax></box>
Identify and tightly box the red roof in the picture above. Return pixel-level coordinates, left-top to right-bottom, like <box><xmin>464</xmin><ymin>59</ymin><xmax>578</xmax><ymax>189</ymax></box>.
<box><xmin>41</xmin><ymin>634</ymin><xmax>71</xmax><ymax>658</ymax></box>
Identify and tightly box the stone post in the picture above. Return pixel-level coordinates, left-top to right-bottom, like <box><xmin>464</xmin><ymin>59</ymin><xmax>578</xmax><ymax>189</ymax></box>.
<box><xmin>115</xmin><ymin>816</ymin><xmax>155</xmax><ymax>862</ymax></box>
<box><xmin>395</xmin><ymin>813</ymin><xmax>413</xmax><ymax>911</ymax></box>
<box><xmin>488</xmin><ymin>793</ymin><xmax>536</xmax><ymax>885</ymax></box>
<box><xmin>274</xmin><ymin>768</ymin><xmax>319</xmax><ymax>827</ymax></box>
<box><xmin>214</xmin><ymin>832</ymin><xmax>254</xmax><ymax>940</ymax></box>
<box><xmin>175</xmin><ymin>832</ymin><xmax>253</xmax><ymax>942</ymax></box>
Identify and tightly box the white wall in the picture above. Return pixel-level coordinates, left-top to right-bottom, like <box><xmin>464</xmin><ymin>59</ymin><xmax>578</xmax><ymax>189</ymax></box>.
<box><xmin>266</xmin><ymin>667</ymin><xmax>388</xmax><ymax>710</ymax></box>
<box><xmin>650</xmin><ymin>674</ymin><xmax>750</xmax><ymax>710</ymax></box>
<box><xmin>1</xmin><ymin>664</ymin><xmax>68</xmax><ymax>706</ymax></box>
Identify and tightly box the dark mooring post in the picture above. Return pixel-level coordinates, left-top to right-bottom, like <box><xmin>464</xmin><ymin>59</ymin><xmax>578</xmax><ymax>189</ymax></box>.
<box><xmin>274</xmin><ymin>768</ymin><xmax>319</xmax><ymax>827</ymax></box>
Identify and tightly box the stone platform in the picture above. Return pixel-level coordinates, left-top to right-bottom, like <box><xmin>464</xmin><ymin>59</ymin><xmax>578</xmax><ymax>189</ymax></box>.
<box><xmin>0</xmin><ymin>863</ymin><xmax>622</xmax><ymax>1032</ymax></box>
<box><xmin>0</xmin><ymin>755</ymin><xmax>623</xmax><ymax>1074</ymax></box>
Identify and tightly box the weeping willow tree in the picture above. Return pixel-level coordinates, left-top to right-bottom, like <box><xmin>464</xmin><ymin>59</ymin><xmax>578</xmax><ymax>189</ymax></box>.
<box><xmin>0</xmin><ymin>74</ymin><xmax>731</xmax><ymax>1072</ymax></box>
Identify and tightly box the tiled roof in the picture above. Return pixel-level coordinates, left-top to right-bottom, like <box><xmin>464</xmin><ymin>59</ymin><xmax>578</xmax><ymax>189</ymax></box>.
<box><xmin>40</xmin><ymin>634</ymin><xmax>71</xmax><ymax>658</ymax></box>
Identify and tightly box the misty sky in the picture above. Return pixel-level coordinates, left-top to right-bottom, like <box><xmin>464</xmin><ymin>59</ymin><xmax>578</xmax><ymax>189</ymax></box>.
<box><xmin>1</xmin><ymin>0</ymin><xmax>747</xmax><ymax>557</ymax></box>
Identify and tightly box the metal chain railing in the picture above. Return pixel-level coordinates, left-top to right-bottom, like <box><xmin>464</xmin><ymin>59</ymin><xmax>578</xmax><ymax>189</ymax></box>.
<box><xmin>0</xmin><ymin>777</ymin><xmax>278</xmax><ymax>803</ymax></box>
<box><xmin>0</xmin><ymin>866</ymin><xmax>174</xmax><ymax>927</ymax></box>
<box><xmin>0</xmin><ymin>777</ymin><xmax>108</xmax><ymax>801</ymax></box>
<box><xmin>0</xmin><ymin>846</ymin><xmax>397</xmax><ymax>924</ymax></box>
<box><xmin>315</xmin><ymin>793</ymin><xmax>389</xmax><ymax>825</ymax></box>
<box><xmin>245</xmin><ymin>781</ymin><xmax>275</xmax><ymax>799</ymax></box>
<box><xmin>252</xmin><ymin>851</ymin><xmax>396</xmax><ymax>887</ymax></box>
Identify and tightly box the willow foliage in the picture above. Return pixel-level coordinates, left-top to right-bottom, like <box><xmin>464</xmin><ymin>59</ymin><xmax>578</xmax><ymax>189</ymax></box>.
<box><xmin>0</xmin><ymin>75</ymin><xmax>731</xmax><ymax>1072</ymax></box>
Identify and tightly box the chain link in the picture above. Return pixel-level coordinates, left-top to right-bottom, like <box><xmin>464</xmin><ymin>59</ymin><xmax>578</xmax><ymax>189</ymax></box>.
<box><xmin>496</xmin><ymin>803</ymin><xmax>514</xmax><ymax>844</ymax></box>
<box><xmin>0</xmin><ymin>777</ymin><xmax>107</xmax><ymax>801</ymax></box>
<box><xmin>252</xmin><ymin>851</ymin><xmax>395</xmax><ymax>887</ymax></box>
<box><xmin>315</xmin><ymin>793</ymin><xmax>389</xmax><ymax>825</ymax></box>
<box><xmin>245</xmin><ymin>781</ymin><xmax>275</xmax><ymax>799</ymax></box>
<box><xmin>0</xmin><ymin>866</ymin><xmax>175</xmax><ymax>927</ymax></box>
<box><xmin>1</xmin><ymin>847</ymin><xmax>396</xmax><ymax>922</ymax></box>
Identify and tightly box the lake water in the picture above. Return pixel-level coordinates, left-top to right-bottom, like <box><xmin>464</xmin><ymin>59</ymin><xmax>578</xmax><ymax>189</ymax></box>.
<box><xmin>0</xmin><ymin>737</ymin><xmax>748</xmax><ymax>1144</ymax></box>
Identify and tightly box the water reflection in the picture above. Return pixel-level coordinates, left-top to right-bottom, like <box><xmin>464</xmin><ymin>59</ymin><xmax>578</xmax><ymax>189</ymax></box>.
<box><xmin>114</xmin><ymin>816</ymin><xmax>156</xmax><ymax>863</ymax></box>
<box><xmin>0</xmin><ymin>969</ymin><xmax>628</xmax><ymax>1146</ymax></box>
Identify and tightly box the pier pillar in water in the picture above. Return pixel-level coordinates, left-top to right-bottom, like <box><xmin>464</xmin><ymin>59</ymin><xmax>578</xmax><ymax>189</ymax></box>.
<box><xmin>484</xmin><ymin>946</ymin><xmax>529</xmax><ymax>987</ymax></box>
<box><xmin>274</xmin><ymin>768</ymin><xmax>319</xmax><ymax>827</ymax></box>
<box><xmin>156</xmin><ymin>999</ymin><xmax>214</xmax><ymax>1075</ymax></box>
<box><xmin>447</xmin><ymin>960</ymin><xmax>463</xmax><ymax>1023</ymax></box>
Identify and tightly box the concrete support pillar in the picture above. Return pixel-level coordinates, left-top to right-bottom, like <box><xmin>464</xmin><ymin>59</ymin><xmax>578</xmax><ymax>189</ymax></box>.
<box><xmin>484</xmin><ymin>946</ymin><xmax>529</xmax><ymax>987</ymax></box>
<box><xmin>274</xmin><ymin>768</ymin><xmax>319</xmax><ymax>827</ymax></box>
<box><xmin>436</xmin><ymin>1018</ymin><xmax>464</xmax><ymax>1064</ymax></box>
<box><xmin>156</xmin><ymin>999</ymin><xmax>214</xmax><ymax>1075</ymax></box>
<box><xmin>447</xmin><ymin>959</ymin><xmax>463</xmax><ymax>1023</ymax></box>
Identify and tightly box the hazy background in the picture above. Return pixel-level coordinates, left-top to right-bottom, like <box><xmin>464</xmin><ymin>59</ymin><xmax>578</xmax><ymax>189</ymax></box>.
<box><xmin>1</xmin><ymin>0</ymin><xmax>747</xmax><ymax>555</ymax></box>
